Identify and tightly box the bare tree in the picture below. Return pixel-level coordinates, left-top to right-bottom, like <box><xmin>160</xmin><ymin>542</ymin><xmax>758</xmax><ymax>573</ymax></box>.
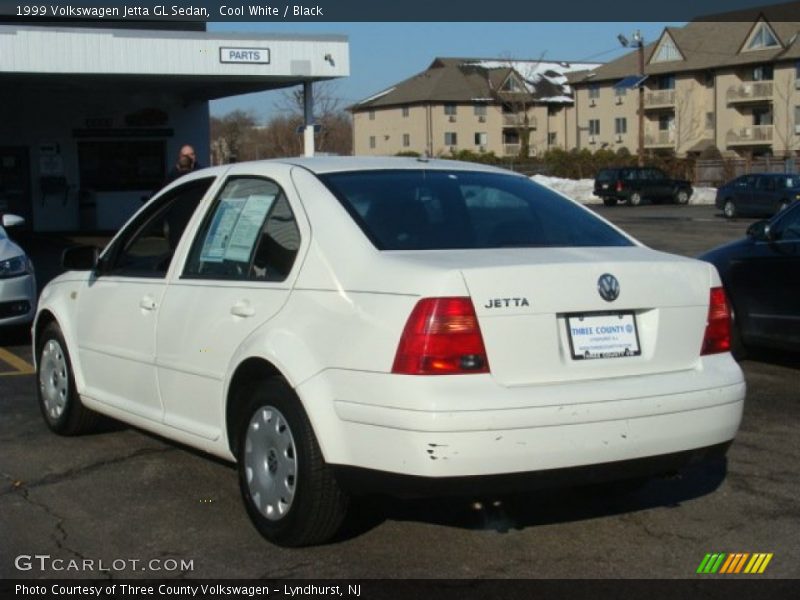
<box><xmin>487</xmin><ymin>53</ymin><xmax>547</xmax><ymax>159</ymax></box>
<box><xmin>210</xmin><ymin>109</ymin><xmax>258</xmax><ymax>164</ymax></box>
<box><xmin>773</xmin><ymin>75</ymin><xmax>798</xmax><ymax>160</ymax></box>
<box><xmin>274</xmin><ymin>80</ymin><xmax>353</xmax><ymax>155</ymax></box>
<box><xmin>673</xmin><ymin>80</ymin><xmax>704</xmax><ymax>154</ymax></box>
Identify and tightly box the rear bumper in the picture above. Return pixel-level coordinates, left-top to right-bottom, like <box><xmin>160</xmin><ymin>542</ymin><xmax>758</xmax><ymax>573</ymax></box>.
<box><xmin>296</xmin><ymin>354</ymin><xmax>745</xmax><ymax>480</ymax></box>
<box><xmin>333</xmin><ymin>441</ymin><xmax>731</xmax><ymax>497</ymax></box>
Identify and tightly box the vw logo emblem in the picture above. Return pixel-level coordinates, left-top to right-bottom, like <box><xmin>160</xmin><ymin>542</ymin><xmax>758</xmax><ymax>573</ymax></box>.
<box><xmin>598</xmin><ymin>273</ymin><xmax>620</xmax><ymax>302</ymax></box>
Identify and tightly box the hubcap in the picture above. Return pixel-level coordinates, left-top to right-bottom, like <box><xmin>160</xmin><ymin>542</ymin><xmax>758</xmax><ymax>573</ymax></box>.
<box><xmin>39</xmin><ymin>339</ymin><xmax>69</xmax><ymax>421</ymax></box>
<box><xmin>725</xmin><ymin>202</ymin><xmax>734</xmax><ymax>217</ymax></box>
<box><xmin>244</xmin><ymin>406</ymin><xmax>297</xmax><ymax>521</ymax></box>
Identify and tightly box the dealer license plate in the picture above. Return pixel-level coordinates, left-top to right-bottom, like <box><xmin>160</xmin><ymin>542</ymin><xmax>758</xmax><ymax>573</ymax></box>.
<box><xmin>566</xmin><ymin>312</ymin><xmax>641</xmax><ymax>360</ymax></box>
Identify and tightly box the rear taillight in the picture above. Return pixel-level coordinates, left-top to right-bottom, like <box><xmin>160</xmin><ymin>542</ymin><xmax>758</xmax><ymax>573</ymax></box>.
<box><xmin>616</xmin><ymin>180</ymin><xmax>623</xmax><ymax>192</ymax></box>
<box><xmin>701</xmin><ymin>287</ymin><xmax>732</xmax><ymax>355</ymax></box>
<box><xmin>392</xmin><ymin>297</ymin><xmax>490</xmax><ymax>375</ymax></box>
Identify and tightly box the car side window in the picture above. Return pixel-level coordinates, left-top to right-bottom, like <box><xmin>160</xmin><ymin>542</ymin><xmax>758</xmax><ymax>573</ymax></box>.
<box><xmin>107</xmin><ymin>178</ymin><xmax>213</xmax><ymax>278</ymax></box>
<box><xmin>184</xmin><ymin>176</ymin><xmax>301</xmax><ymax>282</ymax></box>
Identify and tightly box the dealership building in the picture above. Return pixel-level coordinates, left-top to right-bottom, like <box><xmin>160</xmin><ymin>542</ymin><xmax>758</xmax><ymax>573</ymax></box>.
<box><xmin>0</xmin><ymin>22</ymin><xmax>349</xmax><ymax>231</ymax></box>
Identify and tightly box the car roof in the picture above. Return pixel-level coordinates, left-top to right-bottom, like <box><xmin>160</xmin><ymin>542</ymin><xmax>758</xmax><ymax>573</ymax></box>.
<box><xmin>198</xmin><ymin>156</ymin><xmax>523</xmax><ymax>176</ymax></box>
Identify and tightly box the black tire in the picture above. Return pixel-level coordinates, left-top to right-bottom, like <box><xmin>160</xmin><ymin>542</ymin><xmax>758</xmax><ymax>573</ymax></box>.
<box><xmin>627</xmin><ymin>191</ymin><xmax>642</xmax><ymax>207</ymax></box>
<box><xmin>602</xmin><ymin>197</ymin><xmax>617</xmax><ymax>207</ymax></box>
<box><xmin>723</xmin><ymin>199</ymin><xmax>736</xmax><ymax>219</ymax></box>
<box><xmin>674</xmin><ymin>189</ymin><xmax>690</xmax><ymax>205</ymax></box>
<box><xmin>236</xmin><ymin>378</ymin><xmax>349</xmax><ymax>547</ymax></box>
<box><xmin>36</xmin><ymin>322</ymin><xmax>100</xmax><ymax>435</ymax></box>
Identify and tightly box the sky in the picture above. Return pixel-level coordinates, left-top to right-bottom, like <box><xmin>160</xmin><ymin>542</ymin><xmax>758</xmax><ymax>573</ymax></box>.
<box><xmin>208</xmin><ymin>22</ymin><xmax>684</xmax><ymax>122</ymax></box>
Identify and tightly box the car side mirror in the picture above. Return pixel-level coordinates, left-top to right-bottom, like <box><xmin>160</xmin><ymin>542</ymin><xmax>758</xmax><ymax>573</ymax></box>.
<box><xmin>2</xmin><ymin>214</ymin><xmax>25</xmax><ymax>228</ymax></box>
<box><xmin>746</xmin><ymin>220</ymin><xmax>773</xmax><ymax>241</ymax></box>
<box><xmin>62</xmin><ymin>245</ymin><xmax>100</xmax><ymax>271</ymax></box>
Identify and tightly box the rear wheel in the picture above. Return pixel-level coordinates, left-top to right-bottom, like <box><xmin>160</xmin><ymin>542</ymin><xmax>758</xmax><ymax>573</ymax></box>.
<box><xmin>37</xmin><ymin>323</ymin><xmax>100</xmax><ymax>435</ymax></box>
<box><xmin>602</xmin><ymin>197</ymin><xmax>617</xmax><ymax>207</ymax></box>
<box><xmin>627</xmin><ymin>192</ymin><xmax>642</xmax><ymax>207</ymax></box>
<box><xmin>237</xmin><ymin>378</ymin><xmax>349</xmax><ymax>547</ymax></box>
<box><xmin>723</xmin><ymin>200</ymin><xmax>736</xmax><ymax>219</ymax></box>
<box><xmin>674</xmin><ymin>189</ymin><xmax>690</xmax><ymax>205</ymax></box>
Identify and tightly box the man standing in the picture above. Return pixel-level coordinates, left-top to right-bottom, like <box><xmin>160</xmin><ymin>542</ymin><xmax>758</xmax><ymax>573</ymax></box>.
<box><xmin>162</xmin><ymin>144</ymin><xmax>204</xmax><ymax>187</ymax></box>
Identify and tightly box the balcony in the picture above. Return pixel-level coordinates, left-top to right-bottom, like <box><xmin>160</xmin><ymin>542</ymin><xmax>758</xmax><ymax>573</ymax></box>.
<box><xmin>503</xmin><ymin>143</ymin><xmax>521</xmax><ymax>156</ymax></box>
<box><xmin>644</xmin><ymin>130</ymin><xmax>675</xmax><ymax>148</ymax></box>
<box><xmin>726</xmin><ymin>125</ymin><xmax>773</xmax><ymax>146</ymax></box>
<box><xmin>502</xmin><ymin>114</ymin><xmax>537</xmax><ymax>129</ymax></box>
<box><xmin>644</xmin><ymin>90</ymin><xmax>676</xmax><ymax>109</ymax></box>
<box><xmin>726</xmin><ymin>81</ymin><xmax>773</xmax><ymax>104</ymax></box>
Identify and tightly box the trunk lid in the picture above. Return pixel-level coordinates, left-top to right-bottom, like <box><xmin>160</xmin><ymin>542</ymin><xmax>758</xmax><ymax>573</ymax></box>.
<box><xmin>398</xmin><ymin>246</ymin><xmax>713</xmax><ymax>387</ymax></box>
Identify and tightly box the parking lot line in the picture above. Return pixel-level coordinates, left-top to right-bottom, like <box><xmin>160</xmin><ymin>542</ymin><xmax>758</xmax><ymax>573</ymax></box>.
<box><xmin>0</xmin><ymin>348</ymin><xmax>35</xmax><ymax>376</ymax></box>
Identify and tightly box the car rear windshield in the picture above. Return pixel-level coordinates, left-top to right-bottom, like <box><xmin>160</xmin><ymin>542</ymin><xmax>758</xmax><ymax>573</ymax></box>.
<box><xmin>319</xmin><ymin>170</ymin><xmax>633</xmax><ymax>250</ymax></box>
<box><xmin>595</xmin><ymin>169</ymin><xmax>618</xmax><ymax>182</ymax></box>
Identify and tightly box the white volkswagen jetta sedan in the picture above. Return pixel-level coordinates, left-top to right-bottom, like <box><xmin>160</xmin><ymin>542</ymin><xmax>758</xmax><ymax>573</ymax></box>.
<box><xmin>34</xmin><ymin>158</ymin><xmax>745</xmax><ymax>546</ymax></box>
<box><xmin>0</xmin><ymin>214</ymin><xmax>36</xmax><ymax>328</ymax></box>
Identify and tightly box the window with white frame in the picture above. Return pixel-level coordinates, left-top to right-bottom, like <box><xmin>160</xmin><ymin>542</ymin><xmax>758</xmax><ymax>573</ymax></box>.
<box><xmin>403</xmin><ymin>134</ymin><xmax>410</xmax><ymax>147</ymax></box>
<box><xmin>588</xmin><ymin>119</ymin><xmax>600</xmax><ymax>135</ymax></box>
<box><xmin>402</xmin><ymin>106</ymin><xmax>409</xmax><ymax>117</ymax></box>
<box><xmin>548</xmin><ymin>132</ymin><xmax>557</xmax><ymax>145</ymax></box>
<box><xmin>444</xmin><ymin>104</ymin><xmax>457</xmax><ymax>116</ymax></box>
<box><xmin>706</xmin><ymin>112</ymin><xmax>714</xmax><ymax>130</ymax></box>
<box><xmin>615</xmin><ymin>118</ymin><xmax>627</xmax><ymax>135</ymax></box>
<box><xmin>474</xmin><ymin>104</ymin><xmax>487</xmax><ymax>116</ymax></box>
<box><xmin>369</xmin><ymin>136</ymin><xmax>376</xmax><ymax>149</ymax></box>
<box><xmin>614</xmin><ymin>86</ymin><xmax>627</xmax><ymax>97</ymax></box>
<box><xmin>794</xmin><ymin>106</ymin><xmax>800</xmax><ymax>134</ymax></box>
<box><xmin>588</xmin><ymin>85</ymin><xmax>600</xmax><ymax>99</ymax></box>
<box><xmin>444</xmin><ymin>132</ymin><xmax>458</xmax><ymax>145</ymax></box>
<box><xmin>369</xmin><ymin>110</ymin><xmax>375</xmax><ymax>120</ymax></box>
<box><xmin>474</xmin><ymin>132</ymin><xmax>488</xmax><ymax>146</ymax></box>
<box><xmin>651</xmin><ymin>36</ymin><xmax>682</xmax><ymax>63</ymax></box>
<box><xmin>746</xmin><ymin>23</ymin><xmax>780</xmax><ymax>51</ymax></box>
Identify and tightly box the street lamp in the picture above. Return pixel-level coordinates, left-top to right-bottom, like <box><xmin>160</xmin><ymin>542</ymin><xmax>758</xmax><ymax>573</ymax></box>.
<box><xmin>619</xmin><ymin>30</ymin><xmax>645</xmax><ymax>166</ymax></box>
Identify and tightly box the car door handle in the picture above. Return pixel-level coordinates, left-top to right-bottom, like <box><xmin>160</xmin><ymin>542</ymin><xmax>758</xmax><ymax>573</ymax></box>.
<box><xmin>230</xmin><ymin>301</ymin><xmax>255</xmax><ymax>318</ymax></box>
<box><xmin>139</xmin><ymin>296</ymin><xmax>157</xmax><ymax>311</ymax></box>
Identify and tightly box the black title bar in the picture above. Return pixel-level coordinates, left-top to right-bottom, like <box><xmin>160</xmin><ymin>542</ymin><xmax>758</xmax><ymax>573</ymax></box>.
<box><xmin>0</xmin><ymin>0</ymin><xmax>798</xmax><ymax>22</ymax></box>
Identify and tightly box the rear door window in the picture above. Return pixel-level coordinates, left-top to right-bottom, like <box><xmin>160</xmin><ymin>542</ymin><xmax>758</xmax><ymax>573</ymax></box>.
<box><xmin>320</xmin><ymin>170</ymin><xmax>633</xmax><ymax>250</ymax></box>
<box><xmin>183</xmin><ymin>177</ymin><xmax>301</xmax><ymax>281</ymax></box>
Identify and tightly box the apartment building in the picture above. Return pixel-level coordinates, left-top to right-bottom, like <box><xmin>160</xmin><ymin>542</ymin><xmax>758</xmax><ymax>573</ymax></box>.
<box><xmin>351</xmin><ymin>57</ymin><xmax>599</xmax><ymax>157</ymax></box>
<box><xmin>570</xmin><ymin>13</ymin><xmax>800</xmax><ymax>158</ymax></box>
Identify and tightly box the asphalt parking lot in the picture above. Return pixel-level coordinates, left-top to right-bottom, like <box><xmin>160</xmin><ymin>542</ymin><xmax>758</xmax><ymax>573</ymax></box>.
<box><xmin>1</xmin><ymin>204</ymin><xmax>798</xmax><ymax>579</ymax></box>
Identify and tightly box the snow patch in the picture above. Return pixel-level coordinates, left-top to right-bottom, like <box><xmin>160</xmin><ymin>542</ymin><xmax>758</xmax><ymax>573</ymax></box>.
<box><xmin>530</xmin><ymin>175</ymin><xmax>716</xmax><ymax>205</ymax></box>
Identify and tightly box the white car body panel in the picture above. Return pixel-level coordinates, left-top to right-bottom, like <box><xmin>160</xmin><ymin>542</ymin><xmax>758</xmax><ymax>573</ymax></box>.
<box><xmin>34</xmin><ymin>158</ymin><xmax>745</xmax><ymax>481</ymax></box>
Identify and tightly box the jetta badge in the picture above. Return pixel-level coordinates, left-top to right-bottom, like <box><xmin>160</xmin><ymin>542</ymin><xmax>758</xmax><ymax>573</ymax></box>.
<box><xmin>597</xmin><ymin>273</ymin><xmax>620</xmax><ymax>302</ymax></box>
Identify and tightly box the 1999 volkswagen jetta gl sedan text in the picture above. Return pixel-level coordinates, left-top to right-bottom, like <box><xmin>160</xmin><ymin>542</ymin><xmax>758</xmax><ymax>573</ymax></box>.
<box><xmin>34</xmin><ymin>157</ymin><xmax>745</xmax><ymax>546</ymax></box>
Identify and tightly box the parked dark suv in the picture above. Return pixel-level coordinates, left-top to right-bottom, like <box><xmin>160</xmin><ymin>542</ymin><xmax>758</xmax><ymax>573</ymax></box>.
<box><xmin>594</xmin><ymin>167</ymin><xmax>693</xmax><ymax>207</ymax></box>
<box><xmin>715</xmin><ymin>173</ymin><xmax>800</xmax><ymax>219</ymax></box>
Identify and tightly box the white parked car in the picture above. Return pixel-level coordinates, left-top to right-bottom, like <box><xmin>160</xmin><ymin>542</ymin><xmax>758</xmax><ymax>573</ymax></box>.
<box><xmin>0</xmin><ymin>214</ymin><xmax>36</xmax><ymax>327</ymax></box>
<box><xmin>34</xmin><ymin>158</ymin><xmax>745</xmax><ymax>546</ymax></box>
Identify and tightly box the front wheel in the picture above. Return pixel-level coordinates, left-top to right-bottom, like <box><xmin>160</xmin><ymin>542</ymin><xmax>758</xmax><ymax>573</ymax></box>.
<box><xmin>674</xmin><ymin>189</ymin><xmax>690</xmax><ymax>205</ymax></box>
<box><xmin>723</xmin><ymin>200</ymin><xmax>736</xmax><ymax>219</ymax></box>
<box><xmin>237</xmin><ymin>378</ymin><xmax>349</xmax><ymax>547</ymax></box>
<box><xmin>627</xmin><ymin>192</ymin><xmax>642</xmax><ymax>207</ymax></box>
<box><xmin>37</xmin><ymin>323</ymin><xmax>100</xmax><ymax>435</ymax></box>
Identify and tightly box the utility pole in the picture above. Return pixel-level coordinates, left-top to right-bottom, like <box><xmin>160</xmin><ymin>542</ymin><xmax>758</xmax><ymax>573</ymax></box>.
<box><xmin>634</xmin><ymin>31</ymin><xmax>645</xmax><ymax>167</ymax></box>
<box><xmin>618</xmin><ymin>30</ymin><xmax>646</xmax><ymax>166</ymax></box>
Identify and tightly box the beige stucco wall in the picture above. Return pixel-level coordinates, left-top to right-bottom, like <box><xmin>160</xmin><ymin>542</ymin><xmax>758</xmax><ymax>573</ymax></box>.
<box><xmin>572</xmin><ymin>82</ymin><xmax>638</xmax><ymax>152</ymax></box>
